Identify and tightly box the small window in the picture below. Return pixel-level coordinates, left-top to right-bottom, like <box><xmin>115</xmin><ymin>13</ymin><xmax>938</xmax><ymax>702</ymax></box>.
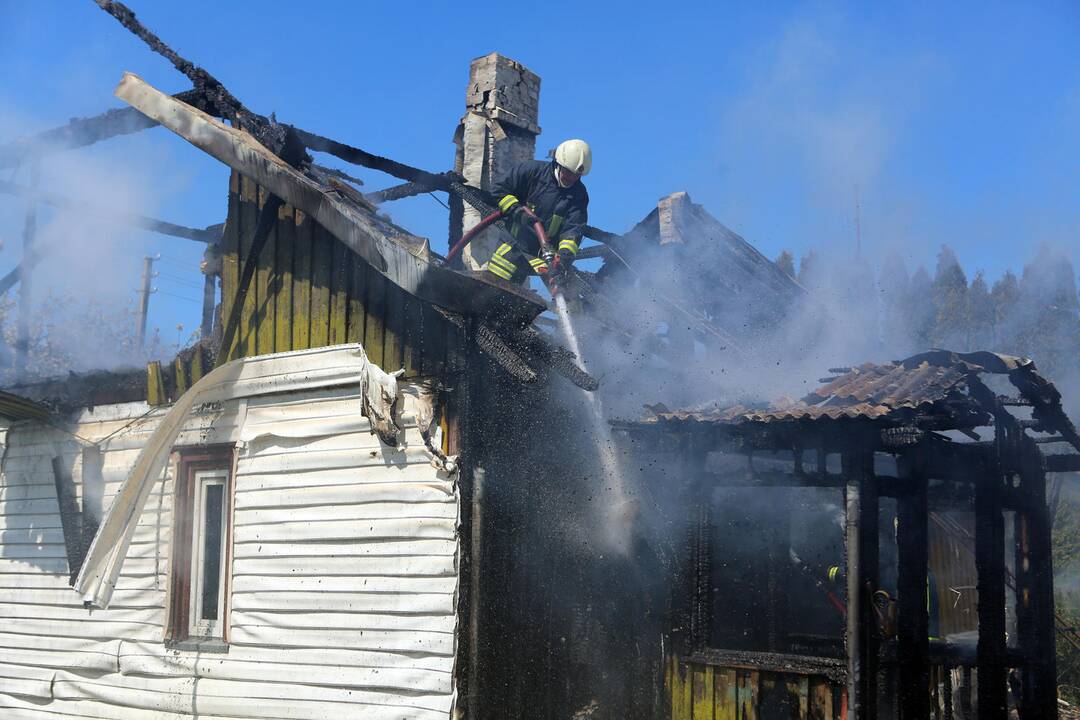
<box><xmin>168</xmin><ymin>448</ymin><xmax>234</xmax><ymax>647</ymax></box>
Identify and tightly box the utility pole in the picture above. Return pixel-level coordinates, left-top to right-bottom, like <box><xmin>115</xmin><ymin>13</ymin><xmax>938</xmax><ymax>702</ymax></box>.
<box><xmin>15</xmin><ymin>162</ymin><xmax>40</xmax><ymax>376</ymax></box>
<box><xmin>136</xmin><ymin>255</ymin><xmax>158</xmax><ymax>347</ymax></box>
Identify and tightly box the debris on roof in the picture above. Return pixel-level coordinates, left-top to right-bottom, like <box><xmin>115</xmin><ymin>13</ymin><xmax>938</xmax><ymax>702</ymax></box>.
<box><xmin>642</xmin><ymin>349</ymin><xmax>1080</xmax><ymax>452</ymax></box>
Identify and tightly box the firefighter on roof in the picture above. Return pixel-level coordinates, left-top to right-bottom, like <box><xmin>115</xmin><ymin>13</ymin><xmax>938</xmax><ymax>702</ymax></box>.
<box><xmin>486</xmin><ymin>139</ymin><xmax>591</xmax><ymax>283</ymax></box>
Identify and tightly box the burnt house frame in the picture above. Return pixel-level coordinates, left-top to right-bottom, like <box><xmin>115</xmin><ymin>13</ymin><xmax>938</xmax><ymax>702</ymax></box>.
<box><xmin>616</xmin><ymin>350</ymin><xmax>1079</xmax><ymax>719</ymax></box>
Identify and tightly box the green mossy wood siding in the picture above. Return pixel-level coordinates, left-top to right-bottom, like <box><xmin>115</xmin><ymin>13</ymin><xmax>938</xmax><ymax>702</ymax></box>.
<box><xmin>221</xmin><ymin>172</ymin><xmax>455</xmax><ymax>376</ymax></box>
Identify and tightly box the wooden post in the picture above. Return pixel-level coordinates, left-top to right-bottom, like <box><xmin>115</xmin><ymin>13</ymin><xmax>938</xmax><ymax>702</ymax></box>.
<box><xmin>1014</xmin><ymin>437</ymin><xmax>1057</xmax><ymax>717</ymax></box>
<box><xmin>15</xmin><ymin>162</ymin><xmax>39</xmax><ymax>375</ymax></box>
<box><xmin>844</xmin><ymin>450</ymin><xmax>878</xmax><ymax>720</ymax></box>
<box><xmin>975</xmin><ymin>446</ymin><xmax>1007</xmax><ymax>719</ymax></box>
<box><xmin>896</xmin><ymin>455</ymin><xmax>930</xmax><ymax>719</ymax></box>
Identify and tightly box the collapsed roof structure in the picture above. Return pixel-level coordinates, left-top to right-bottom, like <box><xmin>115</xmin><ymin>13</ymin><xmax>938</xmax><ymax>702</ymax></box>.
<box><xmin>619</xmin><ymin>350</ymin><xmax>1080</xmax><ymax>718</ymax></box>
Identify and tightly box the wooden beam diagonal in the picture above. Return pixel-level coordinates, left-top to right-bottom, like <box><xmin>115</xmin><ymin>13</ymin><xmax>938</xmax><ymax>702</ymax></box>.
<box><xmin>114</xmin><ymin>73</ymin><xmax>545</xmax><ymax>324</ymax></box>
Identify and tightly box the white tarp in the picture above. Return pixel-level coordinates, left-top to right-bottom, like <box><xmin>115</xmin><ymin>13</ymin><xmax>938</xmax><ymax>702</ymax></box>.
<box><xmin>75</xmin><ymin>344</ymin><xmax>401</xmax><ymax>608</ymax></box>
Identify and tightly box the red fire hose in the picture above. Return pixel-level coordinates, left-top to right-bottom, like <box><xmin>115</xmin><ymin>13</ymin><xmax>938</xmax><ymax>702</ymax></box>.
<box><xmin>443</xmin><ymin>207</ymin><xmax>560</xmax><ymax>291</ymax></box>
<box><xmin>444</xmin><ymin>211</ymin><xmax>503</xmax><ymax>265</ymax></box>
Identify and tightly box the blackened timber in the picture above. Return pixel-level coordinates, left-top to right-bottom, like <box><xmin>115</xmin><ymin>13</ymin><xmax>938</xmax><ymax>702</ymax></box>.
<box><xmin>295</xmin><ymin>128</ymin><xmax>457</xmax><ymax>196</ymax></box>
<box><xmin>365</xmin><ymin>181</ymin><xmax>432</xmax><ymax>205</ymax></box>
<box><xmin>975</xmin><ymin>464</ymin><xmax>1008</xmax><ymax>718</ymax></box>
<box><xmin>1046</xmin><ymin>454</ymin><xmax>1080</xmax><ymax>473</ymax></box>
<box><xmin>895</xmin><ymin>458</ymin><xmax>930</xmax><ymax>719</ymax></box>
<box><xmin>844</xmin><ymin>450</ymin><xmax>878</xmax><ymax>720</ymax></box>
<box><xmin>0</xmin><ymin>179</ymin><xmax>221</xmax><ymax>243</ymax></box>
<box><xmin>115</xmin><ymin>73</ymin><xmax>546</xmax><ymax>326</ymax></box>
<box><xmin>0</xmin><ymin>91</ymin><xmax>199</xmax><ymax>169</ymax></box>
<box><xmin>93</xmin><ymin>1</ymin><xmax>288</xmax><ymax>155</ymax></box>
<box><xmin>1015</xmin><ymin>437</ymin><xmax>1057</xmax><ymax>717</ymax></box>
<box><xmin>686</xmin><ymin>648</ymin><xmax>846</xmax><ymax>683</ymax></box>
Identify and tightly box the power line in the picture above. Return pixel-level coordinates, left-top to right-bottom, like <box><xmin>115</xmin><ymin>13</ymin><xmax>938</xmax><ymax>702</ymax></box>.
<box><xmin>156</xmin><ymin>272</ymin><xmax>203</xmax><ymax>289</ymax></box>
<box><xmin>154</xmin><ymin>289</ymin><xmax>200</xmax><ymax>303</ymax></box>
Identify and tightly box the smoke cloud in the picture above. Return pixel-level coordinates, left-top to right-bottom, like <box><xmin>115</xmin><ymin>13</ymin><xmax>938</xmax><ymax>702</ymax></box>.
<box><xmin>0</xmin><ymin>109</ymin><xmax>201</xmax><ymax>381</ymax></box>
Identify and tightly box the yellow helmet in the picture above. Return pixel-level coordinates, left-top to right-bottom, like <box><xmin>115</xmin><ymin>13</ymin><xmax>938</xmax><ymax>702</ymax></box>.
<box><xmin>554</xmin><ymin>139</ymin><xmax>592</xmax><ymax>176</ymax></box>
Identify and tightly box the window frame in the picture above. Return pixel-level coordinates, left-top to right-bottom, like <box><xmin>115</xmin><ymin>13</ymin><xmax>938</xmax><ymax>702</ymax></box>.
<box><xmin>166</xmin><ymin>446</ymin><xmax>236</xmax><ymax>648</ymax></box>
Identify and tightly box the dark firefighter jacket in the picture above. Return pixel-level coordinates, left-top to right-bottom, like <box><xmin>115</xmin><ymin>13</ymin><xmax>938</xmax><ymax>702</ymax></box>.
<box><xmin>487</xmin><ymin>159</ymin><xmax>589</xmax><ymax>281</ymax></box>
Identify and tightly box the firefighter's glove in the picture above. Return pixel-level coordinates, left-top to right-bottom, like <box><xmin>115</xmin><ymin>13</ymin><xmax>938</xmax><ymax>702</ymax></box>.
<box><xmin>507</xmin><ymin>204</ymin><xmax>532</xmax><ymax>224</ymax></box>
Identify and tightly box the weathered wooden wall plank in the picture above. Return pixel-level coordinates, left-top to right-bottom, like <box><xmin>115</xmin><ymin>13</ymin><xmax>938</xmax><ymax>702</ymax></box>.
<box><xmin>329</xmin><ymin>240</ymin><xmax>349</xmax><ymax>346</ymax></box>
<box><xmin>238</xmin><ymin>176</ymin><xmax>259</xmax><ymax>359</ymax></box>
<box><xmin>715</xmin><ymin>668</ymin><xmax>737</xmax><ymax>720</ymax></box>
<box><xmin>309</xmin><ymin>226</ymin><xmax>332</xmax><ymax>348</ymax></box>
<box><xmin>808</xmin><ymin>678</ymin><xmax>833</xmax><ymax>720</ymax></box>
<box><xmin>291</xmin><ymin>211</ymin><xmax>313</xmax><ymax>351</ymax></box>
<box><xmin>691</xmin><ymin>664</ymin><xmax>715</xmax><ymax>718</ymax></box>
<box><xmin>220</xmin><ymin>172</ymin><xmax>240</xmax><ymax>362</ymax></box>
<box><xmin>346</xmin><ymin>257</ymin><xmax>366</xmax><ymax>345</ymax></box>
<box><xmin>671</xmin><ymin>657</ymin><xmax>692</xmax><ymax>719</ymax></box>
<box><xmin>255</xmin><ymin>186</ymin><xmax>275</xmax><ymax>355</ymax></box>
<box><xmin>363</xmin><ymin>263</ymin><xmax>388</xmax><ymax>370</ymax></box>
<box><xmin>218</xmin><ymin>185</ymin><xmax>463</xmax><ymax>378</ymax></box>
<box><xmin>383</xmin><ymin>284</ymin><xmax>405</xmax><ymax>372</ymax></box>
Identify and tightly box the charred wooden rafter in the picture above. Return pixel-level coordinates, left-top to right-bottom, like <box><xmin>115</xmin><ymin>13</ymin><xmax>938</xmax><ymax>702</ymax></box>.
<box><xmin>94</xmin><ymin>1</ymin><xmax>289</xmax><ymax>156</ymax></box>
<box><xmin>115</xmin><ymin>74</ymin><xmax>545</xmax><ymax>325</ymax></box>
<box><xmin>0</xmin><ymin>179</ymin><xmax>220</xmax><ymax>243</ymax></box>
<box><xmin>0</xmin><ymin>90</ymin><xmax>202</xmax><ymax>169</ymax></box>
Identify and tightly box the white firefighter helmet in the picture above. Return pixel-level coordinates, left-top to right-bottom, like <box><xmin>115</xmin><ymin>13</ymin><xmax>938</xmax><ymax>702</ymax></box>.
<box><xmin>554</xmin><ymin>139</ymin><xmax>592</xmax><ymax>177</ymax></box>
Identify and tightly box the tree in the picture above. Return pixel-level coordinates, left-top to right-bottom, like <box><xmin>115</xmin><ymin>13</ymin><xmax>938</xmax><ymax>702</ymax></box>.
<box><xmin>775</xmin><ymin>250</ymin><xmax>796</xmax><ymax>279</ymax></box>
<box><xmin>967</xmin><ymin>271</ymin><xmax>994</xmax><ymax>350</ymax></box>
<box><xmin>1016</xmin><ymin>247</ymin><xmax>1080</xmax><ymax>382</ymax></box>
<box><xmin>797</xmin><ymin>249</ymin><xmax>823</xmax><ymax>292</ymax></box>
<box><xmin>930</xmin><ymin>245</ymin><xmax>969</xmax><ymax>350</ymax></box>
<box><xmin>991</xmin><ymin>270</ymin><xmax>1020</xmax><ymax>350</ymax></box>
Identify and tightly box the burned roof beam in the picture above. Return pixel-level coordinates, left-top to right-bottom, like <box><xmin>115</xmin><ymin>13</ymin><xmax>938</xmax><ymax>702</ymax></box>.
<box><xmin>94</xmin><ymin>0</ymin><xmax>629</xmax><ymax>253</ymax></box>
<box><xmin>365</xmin><ymin>181</ymin><xmax>432</xmax><ymax>205</ymax></box>
<box><xmin>0</xmin><ymin>179</ymin><xmax>221</xmax><ymax>243</ymax></box>
<box><xmin>0</xmin><ymin>90</ymin><xmax>201</xmax><ymax>169</ymax></box>
<box><xmin>94</xmin><ymin>0</ymin><xmax>287</xmax><ymax>154</ymax></box>
<box><xmin>116</xmin><ymin>73</ymin><xmax>545</xmax><ymax>324</ymax></box>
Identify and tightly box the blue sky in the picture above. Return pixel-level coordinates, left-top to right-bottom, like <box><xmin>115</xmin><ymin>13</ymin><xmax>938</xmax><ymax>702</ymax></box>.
<box><xmin>1</xmin><ymin>1</ymin><xmax>1078</xmax><ymax>344</ymax></box>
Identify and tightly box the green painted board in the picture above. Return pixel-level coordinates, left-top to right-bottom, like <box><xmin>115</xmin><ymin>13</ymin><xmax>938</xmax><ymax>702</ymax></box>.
<box><xmin>291</xmin><ymin>210</ymin><xmax>313</xmax><ymax>351</ymax></box>
<box><xmin>273</xmin><ymin>204</ymin><xmax>295</xmax><ymax>353</ymax></box>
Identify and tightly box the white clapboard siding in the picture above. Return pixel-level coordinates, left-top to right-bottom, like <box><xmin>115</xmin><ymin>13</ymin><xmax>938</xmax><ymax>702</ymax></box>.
<box><xmin>119</xmin><ymin>653</ymin><xmax>452</xmax><ymax>695</ymax></box>
<box><xmin>232</xmin><ymin>538</ymin><xmax>456</xmax><ymax>558</ymax></box>
<box><xmin>229</xmin><ymin>590</ymin><xmax>455</xmax><ymax>614</ymax></box>
<box><xmin>231</xmin><ymin>573</ymin><xmax>458</xmax><ymax>594</ymax></box>
<box><xmin>0</xmin><ymin>349</ymin><xmax>459</xmax><ymax>720</ymax></box>
<box><xmin>235</xmin><ymin>480</ymin><xmax>453</xmax><ymax>509</ymax></box>
<box><xmin>120</xmin><ymin>640</ymin><xmax>456</xmax><ymax>674</ymax></box>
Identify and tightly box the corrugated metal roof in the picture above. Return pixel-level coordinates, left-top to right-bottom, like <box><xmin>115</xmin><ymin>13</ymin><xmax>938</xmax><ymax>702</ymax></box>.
<box><xmin>648</xmin><ymin>351</ymin><xmax>1007</xmax><ymax>426</ymax></box>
